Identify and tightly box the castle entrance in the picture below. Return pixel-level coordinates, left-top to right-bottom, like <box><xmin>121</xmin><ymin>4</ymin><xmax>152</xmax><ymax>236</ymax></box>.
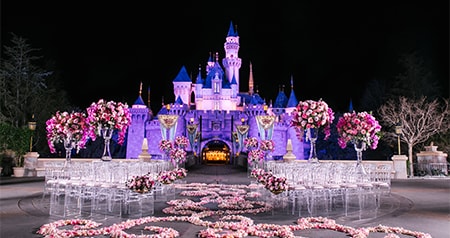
<box><xmin>202</xmin><ymin>140</ymin><xmax>230</xmax><ymax>164</ymax></box>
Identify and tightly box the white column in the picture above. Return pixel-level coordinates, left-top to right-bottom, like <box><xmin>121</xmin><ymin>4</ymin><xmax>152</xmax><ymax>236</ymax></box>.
<box><xmin>391</xmin><ymin>155</ymin><xmax>408</xmax><ymax>179</ymax></box>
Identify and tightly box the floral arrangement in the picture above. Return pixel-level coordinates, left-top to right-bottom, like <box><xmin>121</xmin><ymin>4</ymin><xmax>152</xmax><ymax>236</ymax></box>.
<box><xmin>250</xmin><ymin>168</ymin><xmax>272</xmax><ymax>184</ymax></box>
<box><xmin>259</xmin><ymin>139</ymin><xmax>275</xmax><ymax>152</ymax></box>
<box><xmin>86</xmin><ymin>99</ymin><xmax>132</xmax><ymax>145</ymax></box>
<box><xmin>157</xmin><ymin>169</ymin><xmax>178</xmax><ymax>184</ymax></box>
<box><xmin>336</xmin><ymin>111</ymin><xmax>382</xmax><ymax>150</ymax></box>
<box><xmin>264</xmin><ymin>174</ymin><xmax>288</xmax><ymax>194</ymax></box>
<box><xmin>125</xmin><ymin>173</ymin><xmax>155</xmax><ymax>193</ymax></box>
<box><xmin>45</xmin><ymin>111</ymin><xmax>90</xmax><ymax>153</ymax></box>
<box><xmin>247</xmin><ymin>148</ymin><xmax>265</xmax><ymax>166</ymax></box>
<box><xmin>158</xmin><ymin>139</ymin><xmax>173</xmax><ymax>154</ymax></box>
<box><xmin>174</xmin><ymin>135</ymin><xmax>188</xmax><ymax>148</ymax></box>
<box><xmin>169</xmin><ymin>147</ymin><xmax>187</xmax><ymax>167</ymax></box>
<box><xmin>174</xmin><ymin>168</ymin><xmax>188</xmax><ymax>179</ymax></box>
<box><xmin>290</xmin><ymin>99</ymin><xmax>335</xmax><ymax>139</ymax></box>
<box><xmin>251</xmin><ymin>168</ymin><xmax>288</xmax><ymax>194</ymax></box>
<box><xmin>243</xmin><ymin>137</ymin><xmax>258</xmax><ymax>150</ymax></box>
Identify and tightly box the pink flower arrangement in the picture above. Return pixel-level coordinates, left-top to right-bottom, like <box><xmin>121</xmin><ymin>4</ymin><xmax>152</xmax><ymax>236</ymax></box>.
<box><xmin>291</xmin><ymin>99</ymin><xmax>335</xmax><ymax>139</ymax></box>
<box><xmin>259</xmin><ymin>139</ymin><xmax>275</xmax><ymax>152</ymax></box>
<box><xmin>174</xmin><ymin>135</ymin><xmax>189</xmax><ymax>148</ymax></box>
<box><xmin>244</xmin><ymin>137</ymin><xmax>259</xmax><ymax>150</ymax></box>
<box><xmin>265</xmin><ymin>174</ymin><xmax>288</xmax><ymax>194</ymax></box>
<box><xmin>336</xmin><ymin>111</ymin><xmax>382</xmax><ymax>150</ymax></box>
<box><xmin>251</xmin><ymin>169</ymin><xmax>288</xmax><ymax>194</ymax></box>
<box><xmin>159</xmin><ymin>139</ymin><xmax>173</xmax><ymax>153</ymax></box>
<box><xmin>157</xmin><ymin>169</ymin><xmax>178</xmax><ymax>184</ymax></box>
<box><xmin>86</xmin><ymin>99</ymin><xmax>132</xmax><ymax>145</ymax></box>
<box><xmin>247</xmin><ymin>148</ymin><xmax>265</xmax><ymax>165</ymax></box>
<box><xmin>45</xmin><ymin>111</ymin><xmax>90</xmax><ymax>153</ymax></box>
<box><xmin>125</xmin><ymin>173</ymin><xmax>155</xmax><ymax>192</ymax></box>
<box><xmin>169</xmin><ymin>147</ymin><xmax>187</xmax><ymax>166</ymax></box>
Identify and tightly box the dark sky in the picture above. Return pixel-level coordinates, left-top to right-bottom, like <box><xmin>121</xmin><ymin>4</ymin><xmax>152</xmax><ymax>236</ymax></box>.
<box><xmin>2</xmin><ymin>1</ymin><xmax>448</xmax><ymax>112</ymax></box>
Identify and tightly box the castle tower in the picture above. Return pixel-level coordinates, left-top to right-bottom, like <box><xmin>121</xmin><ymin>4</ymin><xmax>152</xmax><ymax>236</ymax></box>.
<box><xmin>126</xmin><ymin>82</ymin><xmax>149</xmax><ymax>159</ymax></box>
<box><xmin>222</xmin><ymin>21</ymin><xmax>242</xmax><ymax>91</ymax></box>
<box><xmin>172</xmin><ymin>65</ymin><xmax>192</xmax><ymax>107</ymax></box>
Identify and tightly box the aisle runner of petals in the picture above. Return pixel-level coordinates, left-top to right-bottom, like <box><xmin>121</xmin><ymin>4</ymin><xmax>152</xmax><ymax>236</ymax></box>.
<box><xmin>37</xmin><ymin>183</ymin><xmax>432</xmax><ymax>238</ymax></box>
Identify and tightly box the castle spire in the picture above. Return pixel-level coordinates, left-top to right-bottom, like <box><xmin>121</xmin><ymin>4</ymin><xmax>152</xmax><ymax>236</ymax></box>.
<box><xmin>248</xmin><ymin>62</ymin><xmax>254</xmax><ymax>95</ymax></box>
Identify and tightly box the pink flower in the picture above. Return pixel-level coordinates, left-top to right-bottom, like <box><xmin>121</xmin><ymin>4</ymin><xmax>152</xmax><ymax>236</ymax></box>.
<box><xmin>336</xmin><ymin>111</ymin><xmax>382</xmax><ymax>149</ymax></box>
<box><xmin>86</xmin><ymin>99</ymin><xmax>132</xmax><ymax>145</ymax></box>
<box><xmin>46</xmin><ymin>111</ymin><xmax>90</xmax><ymax>153</ymax></box>
<box><xmin>291</xmin><ymin>99</ymin><xmax>334</xmax><ymax>140</ymax></box>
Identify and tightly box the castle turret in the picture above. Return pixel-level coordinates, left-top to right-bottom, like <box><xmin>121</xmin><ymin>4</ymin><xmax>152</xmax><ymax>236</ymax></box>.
<box><xmin>222</xmin><ymin>21</ymin><xmax>242</xmax><ymax>91</ymax></box>
<box><xmin>173</xmin><ymin>65</ymin><xmax>192</xmax><ymax>107</ymax></box>
<box><xmin>126</xmin><ymin>82</ymin><xmax>149</xmax><ymax>159</ymax></box>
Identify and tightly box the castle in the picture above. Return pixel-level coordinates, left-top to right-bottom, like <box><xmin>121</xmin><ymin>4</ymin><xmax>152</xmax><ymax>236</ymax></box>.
<box><xmin>125</xmin><ymin>21</ymin><xmax>307</xmax><ymax>165</ymax></box>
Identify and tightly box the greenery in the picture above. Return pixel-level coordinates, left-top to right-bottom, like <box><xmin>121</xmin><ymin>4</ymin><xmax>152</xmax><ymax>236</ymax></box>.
<box><xmin>0</xmin><ymin>123</ymin><xmax>32</xmax><ymax>167</ymax></box>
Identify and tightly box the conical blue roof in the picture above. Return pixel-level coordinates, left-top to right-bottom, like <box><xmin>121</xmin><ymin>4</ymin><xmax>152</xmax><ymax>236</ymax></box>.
<box><xmin>175</xmin><ymin>96</ymin><xmax>184</xmax><ymax>104</ymax></box>
<box><xmin>173</xmin><ymin>65</ymin><xmax>191</xmax><ymax>82</ymax></box>
<box><xmin>227</xmin><ymin>21</ymin><xmax>238</xmax><ymax>37</ymax></box>
<box><xmin>286</xmin><ymin>89</ymin><xmax>298</xmax><ymax>107</ymax></box>
<box><xmin>274</xmin><ymin>91</ymin><xmax>288</xmax><ymax>108</ymax></box>
<box><xmin>133</xmin><ymin>95</ymin><xmax>145</xmax><ymax>106</ymax></box>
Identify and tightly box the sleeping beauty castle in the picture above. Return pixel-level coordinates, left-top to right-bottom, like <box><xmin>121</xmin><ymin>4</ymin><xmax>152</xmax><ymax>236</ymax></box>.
<box><xmin>125</xmin><ymin>21</ymin><xmax>307</xmax><ymax>166</ymax></box>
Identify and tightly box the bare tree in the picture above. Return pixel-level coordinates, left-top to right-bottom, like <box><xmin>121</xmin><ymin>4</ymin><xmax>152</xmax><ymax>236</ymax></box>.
<box><xmin>378</xmin><ymin>96</ymin><xmax>449</xmax><ymax>176</ymax></box>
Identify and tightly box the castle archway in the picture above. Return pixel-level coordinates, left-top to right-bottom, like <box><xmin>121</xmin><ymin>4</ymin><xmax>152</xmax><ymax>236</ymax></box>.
<box><xmin>201</xmin><ymin>140</ymin><xmax>230</xmax><ymax>164</ymax></box>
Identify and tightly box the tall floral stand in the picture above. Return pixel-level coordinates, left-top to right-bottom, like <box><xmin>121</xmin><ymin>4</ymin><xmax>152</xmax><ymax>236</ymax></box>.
<box><xmin>306</xmin><ymin>128</ymin><xmax>319</xmax><ymax>163</ymax></box>
<box><xmin>100</xmin><ymin>127</ymin><xmax>113</xmax><ymax>161</ymax></box>
<box><xmin>63</xmin><ymin>137</ymin><xmax>74</xmax><ymax>169</ymax></box>
<box><xmin>353</xmin><ymin>141</ymin><xmax>368</xmax><ymax>183</ymax></box>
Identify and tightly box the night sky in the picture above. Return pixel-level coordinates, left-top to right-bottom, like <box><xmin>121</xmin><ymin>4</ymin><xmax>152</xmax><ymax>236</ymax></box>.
<box><xmin>2</xmin><ymin>1</ymin><xmax>448</xmax><ymax>112</ymax></box>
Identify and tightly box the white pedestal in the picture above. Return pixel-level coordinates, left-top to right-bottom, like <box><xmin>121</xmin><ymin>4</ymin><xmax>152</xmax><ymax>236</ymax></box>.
<box><xmin>391</xmin><ymin>155</ymin><xmax>408</xmax><ymax>179</ymax></box>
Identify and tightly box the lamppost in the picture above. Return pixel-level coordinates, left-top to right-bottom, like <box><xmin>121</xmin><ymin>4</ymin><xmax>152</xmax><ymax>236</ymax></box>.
<box><xmin>395</xmin><ymin>121</ymin><xmax>402</xmax><ymax>155</ymax></box>
<box><xmin>28</xmin><ymin>114</ymin><xmax>36</xmax><ymax>152</ymax></box>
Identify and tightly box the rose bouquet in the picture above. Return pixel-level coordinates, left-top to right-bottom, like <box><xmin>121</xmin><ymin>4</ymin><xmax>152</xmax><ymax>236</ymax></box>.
<box><xmin>243</xmin><ymin>137</ymin><xmax>259</xmax><ymax>150</ymax></box>
<box><xmin>126</xmin><ymin>173</ymin><xmax>155</xmax><ymax>193</ymax></box>
<box><xmin>46</xmin><ymin>111</ymin><xmax>90</xmax><ymax>153</ymax></box>
<box><xmin>174</xmin><ymin>136</ymin><xmax>188</xmax><ymax>149</ymax></box>
<box><xmin>86</xmin><ymin>99</ymin><xmax>132</xmax><ymax>145</ymax></box>
<box><xmin>174</xmin><ymin>168</ymin><xmax>188</xmax><ymax>179</ymax></box>
<box><xmin>159</xmin><ymin>139</ymin><xmax>173</xmax><ymax>154</ymax></box>
<box><xmin>264</xmin><ymin>174</ymin><xmax>288</xmax><ymax>195</ymax></box>
<box><xmin>290</xmin><ymin>99</ymin><xmax>334</xmax><ymax>140</ymax></box>
<box><xmin>169</xmin><ymin>147</ymin><xmax>187</xmax><ymax>167</ymax></box>
<box><xmin>260</xmin><ymin>139</ymin><xmax>275</xmax><ymax>152</ymax></box>
<box><xmin>247</xmin><ymin>148</ymin><xmax>265</xmax><ymax>166</ymax></box>
<box><xmin>157</xmin><ymin>170</ymin><xmax>177</xmax><ymax>184</ymax></box>
<box><xmin>336</xmin><ymin>111</ymin><xmax>382</xmax><ymax>150</ymax></box>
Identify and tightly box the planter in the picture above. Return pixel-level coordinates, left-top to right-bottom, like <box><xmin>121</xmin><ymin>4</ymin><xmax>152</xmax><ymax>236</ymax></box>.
<box><xmin>13</xmin><ymin>167</ymin><xmax>26</xmax><ymax>177</ymax></box>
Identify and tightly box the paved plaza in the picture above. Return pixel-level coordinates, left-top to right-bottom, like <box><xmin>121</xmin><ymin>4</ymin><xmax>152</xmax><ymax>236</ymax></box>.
<box><xmin>1</xmin><ymin>164</ymin><xmax>449</xmax><ymax>237</ymax></box>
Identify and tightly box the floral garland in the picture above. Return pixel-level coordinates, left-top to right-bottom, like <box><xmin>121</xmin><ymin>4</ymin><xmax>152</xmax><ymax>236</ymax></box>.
<box><xmin>86</xmin><ymin>99</ymin><xmax>132</xmax><ymax>145</ymax></box>
<box><xmin>37</xmin><ymin>183</ymin><xmax>432</xmax><ymax>238</ymax></box>
<box><xmin>45</xmin><ymin>111</ymin><xmax>90</xmax><ymax>153</ymax></box>
<box><xmin>336</xmin><ymin>111</ymin><xmax>382</xmax><ymax>150</ymax></box>
<box><xmin>290</xmin><ymin>99</ymin><xmax>334</xmax><ymax>140</ymax></box>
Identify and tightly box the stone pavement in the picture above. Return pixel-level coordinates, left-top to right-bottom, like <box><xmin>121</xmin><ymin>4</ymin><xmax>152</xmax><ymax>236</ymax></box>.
<box><xmin>0</xmin><ymin>163</ymin><xmax>449</xmax><ymax>237</ymax></box>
